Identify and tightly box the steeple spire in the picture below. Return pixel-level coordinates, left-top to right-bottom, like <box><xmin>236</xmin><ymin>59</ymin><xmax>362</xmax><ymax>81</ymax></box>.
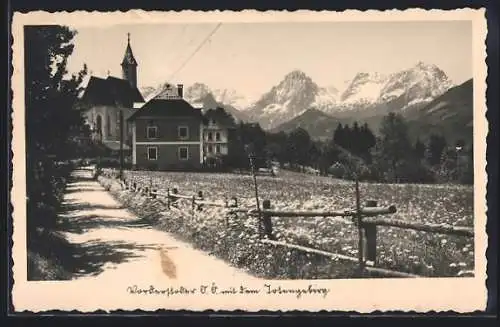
<box><xmin>121</xmin><ymin>33</ymin><xmax>137</xmax><ymax>66</ymax></box>
<box><xmin>121</xmin><ymin>32</ymin><xmax>138</xmax><ymax>88</ymax></box>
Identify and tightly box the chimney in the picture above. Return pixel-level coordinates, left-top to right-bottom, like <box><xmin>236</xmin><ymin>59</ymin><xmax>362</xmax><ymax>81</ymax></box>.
<box><xmin>177</xmin><ymin>84</ymin><xmax>183</xmax><ymax>98</ymax></box>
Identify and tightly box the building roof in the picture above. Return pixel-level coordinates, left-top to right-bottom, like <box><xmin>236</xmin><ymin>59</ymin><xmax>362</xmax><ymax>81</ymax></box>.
<box><xmin>80</xmin><ymin>76</ymin><xmax>144</xmax><ymax>107</ymax></box>
<box><xmin>204</xmin><ymin>107</ymin><xmax>237</xmax><ymax>128</ymax></box>
<box><xmin>127</xmin><ymin>98</ymin><xmax>203</xmax><ymax>121</ymax></box>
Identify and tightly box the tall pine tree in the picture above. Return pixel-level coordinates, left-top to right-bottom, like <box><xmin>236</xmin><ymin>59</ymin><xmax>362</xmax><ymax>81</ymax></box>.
<box><xmin>25</xmin><ymin>25</ymin><xmax>88</xmax><ymax>233</ymax></box>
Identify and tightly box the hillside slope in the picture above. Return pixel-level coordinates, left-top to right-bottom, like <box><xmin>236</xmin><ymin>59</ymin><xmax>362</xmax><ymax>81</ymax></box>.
<box><xmin>406</xmin><ymin>78</ymin><xmax>473</xmax><ymax>144</ymax></box>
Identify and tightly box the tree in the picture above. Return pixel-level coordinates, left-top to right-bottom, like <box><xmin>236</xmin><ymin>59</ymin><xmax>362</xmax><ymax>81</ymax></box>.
<box><xmin>426</xmin><ymin>134</ymin><xmax>447</xmax><ymax>166</ymax></box>
<box><xmin>25</xmin><ymin>26</ymin><xmax>88</xmax><ymax>234</ymax></box>
<box><xmin>286</xmin><ymin>128</ymin><xmax>312</xmax><ymax>170</ymax></box>
<box><xmin>414</xmin><ymin>138</ymin><xmax>426</xmax><ymax>160</ymax></box>
<box><xmin>351</xmin><ymin>121</ymin><xmax>361</xmax><ymax>154</ymax></box>
<box><xmin>228</xmin><ymin>122</ymin><xmax>268</xmax><ymax>169</ymax></box>
<box><xmin>359</xmin><ymin>122</ymin><xmax>376</xmax><ymax>162</ymax></box>
<box><xmin>373</xmin><ymin>112</ymin><xmax>413</xmax><ymax>182</ymax></box>
<box><xmin>265</xmin><ymin>131</ymin><xmax>288</xmax><ymax>166</ymax></box>
<box><xmin>308</xmin><ymin>141</ymin><xmax>322</xmax><ymax>170</ymax></box>
<box><xmin>333</xmin><ymin>123</ymin><xmax>345</xmax><ymax>148</ymax></box>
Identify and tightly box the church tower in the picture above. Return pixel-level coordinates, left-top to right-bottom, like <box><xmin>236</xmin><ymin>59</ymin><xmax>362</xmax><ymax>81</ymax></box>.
<box><xmin>121</xmin><ymin>33</ymin><xmax>138</xmax><ymax>88</ymax></box>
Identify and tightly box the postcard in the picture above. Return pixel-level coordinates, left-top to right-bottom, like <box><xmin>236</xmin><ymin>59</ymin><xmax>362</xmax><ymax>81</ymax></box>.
<box><xmin>10</xmin><ymin>8</ymin><xmax>488</xmax><ymax>312</ymax></box>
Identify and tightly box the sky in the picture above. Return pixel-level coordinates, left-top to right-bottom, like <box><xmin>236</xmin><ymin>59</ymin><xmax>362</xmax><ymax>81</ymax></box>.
<box><xmin>66</xmin><ymin>21</ymin><xmax>472</xmax><ymax>100</ymax></box>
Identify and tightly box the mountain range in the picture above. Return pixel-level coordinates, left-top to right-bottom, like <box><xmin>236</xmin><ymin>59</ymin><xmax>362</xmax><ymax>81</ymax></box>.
<box><xmin>141</xmin><ymin>61</ymin><xmax>472</xmax><ymax>143</ymax></box>
<box><xmin>271</xmin><ymin>78</ymin><xmax>473</xmax><ymax>144</ymax></box>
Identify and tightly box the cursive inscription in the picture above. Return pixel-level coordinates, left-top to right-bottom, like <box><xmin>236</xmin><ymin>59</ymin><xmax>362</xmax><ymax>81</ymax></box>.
<box><xmin>126</xmin><ymin>283</ymin><xmax>330</xmax><ymax>299</ymax></box>
<box><xmin>126</xmin><ymin>285</ymin><xmax>196</xmax><ymax>296</ymax></box>
<box><xmin>263</xmin><ymin>284</ymin><xmax>330</xmax><ymax>298</ymax></box>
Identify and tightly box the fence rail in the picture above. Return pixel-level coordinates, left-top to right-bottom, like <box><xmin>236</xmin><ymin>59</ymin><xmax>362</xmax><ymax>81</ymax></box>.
<box><xmin>362</xmin><ymin>217</ymin><xmax>474</xmax><ymax>237</ymax></box>
<box><xmin>99</xmin><ymin>167</ymin><xmax>474</xmax><ymax>278</ymax></box>
<box><xmin>231</xmin><ymin>206</ymin><xmax>396</xmax><ymax>218</ymax></box>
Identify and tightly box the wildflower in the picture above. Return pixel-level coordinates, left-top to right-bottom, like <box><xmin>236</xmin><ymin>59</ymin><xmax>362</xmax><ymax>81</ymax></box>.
<box><xmin>449</xmin><ymin>263</ymin><xmax>457</xmax><ymax>268</ymax></box>
<box><xmin>458</xmin><ymin>262</ymin><xmax>467</xmax><ymax>267</ymax></box>
<box><xmin>441</xmin><ymin>239</ymin><xmax>448</xmax><ymax>245</ymax></box>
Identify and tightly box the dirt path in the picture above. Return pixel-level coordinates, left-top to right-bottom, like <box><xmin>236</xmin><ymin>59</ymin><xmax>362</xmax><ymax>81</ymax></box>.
<box><xmin>59</xmin><ymin>167</ymin><xmax>260</xmax><ymax>283</ymax></box>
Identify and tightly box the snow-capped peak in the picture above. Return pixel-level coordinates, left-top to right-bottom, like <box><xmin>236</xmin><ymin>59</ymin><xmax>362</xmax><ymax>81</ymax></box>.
<box><xmin>339</xmin><ymin>71</ymin><xmax>388</xmax><ymax>104</ymax></box>
<box><xmin>379</xmin><ymin>61</ymin><xmax>453</xmax><ymax>104</ymax></box>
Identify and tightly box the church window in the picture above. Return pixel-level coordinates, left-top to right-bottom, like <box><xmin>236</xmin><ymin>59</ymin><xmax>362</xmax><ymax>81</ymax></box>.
<box><xmin>215</xmin><ymin>144</ymin><xmax>221</xmax><ymax>153</ymax></box>
<box><xmin>207</xmin><ymin>132</ymin><xmax>213</xmax><ymax>141</ymax></box>
<box><xmin>106</xmin><ymin>115</ymin><xmax>111</xmax><ymax>136</ymax></box>
<box><xmin>96</xmin><ymin>115</ymin><xmax>102</xmax><ymax>135</ymax></box>
<box><xmin>215</xmin><ymin>132</ymin><xmax>221</xmax><ymax>141</ymax></box>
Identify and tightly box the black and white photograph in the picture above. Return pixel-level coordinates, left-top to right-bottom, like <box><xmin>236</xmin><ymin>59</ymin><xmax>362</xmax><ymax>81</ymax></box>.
<box><xmin>11</xmin><ymin>9</ymin><xmax>488</xmax><ymax>312</ymax></box>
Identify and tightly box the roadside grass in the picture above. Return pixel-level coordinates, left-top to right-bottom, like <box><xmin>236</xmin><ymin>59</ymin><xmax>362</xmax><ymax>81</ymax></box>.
<box><xmin>27</xmin><ymin>229</ymin><xmax>74</xmax><ymax>280</ymax></box>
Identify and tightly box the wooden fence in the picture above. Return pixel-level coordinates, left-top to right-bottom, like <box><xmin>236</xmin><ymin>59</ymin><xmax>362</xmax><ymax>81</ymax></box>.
<box><xmin>100</xmin><ymin>168</ymin><xmax>474</xmax><ymax>278</ymax></box>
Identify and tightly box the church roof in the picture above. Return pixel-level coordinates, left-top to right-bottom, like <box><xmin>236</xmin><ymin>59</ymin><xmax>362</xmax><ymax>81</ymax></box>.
<box><xmin>81</xmin><ymin>76</ymin><xmax>144</xmax><ymax>107</ymax></box>
<box><xmin>127</xmin><ymin>98</ymin><xmax>203</xmax><ymax>121</ymax></box>
<box><xmin>121</xmin><ymin>37</ymin><xmax>137</xmax><ymax>66</ymax></box>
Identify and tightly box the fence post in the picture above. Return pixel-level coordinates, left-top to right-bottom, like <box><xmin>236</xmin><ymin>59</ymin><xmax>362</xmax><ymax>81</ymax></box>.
<box><xmin>191</xmin><ymin>195</ymin><xmax>196</xmax><ymax>211</ymax></box>
<box><xmin>171</xmin><ymin>188</ymin><xmax>178</xmax><ymax>207</ymax></box>
<box><xmin>166</xmin><ymin>188</ymin><xmax>171</xmax><ymax>209</ymax></box>
<box><xmin>262</xmin><ymin>199</ymin><xmax>274</xmax><ymax>239</ymax></box>
<box><xmin>225</xmin><ymin>196</ymin><xmax>238</xmax><ymax>228</ymax></box>
<box><xmin>197</xmin><ymin>191</ymin><xmax>204</xmax><ymax>211</ymax></box>
<box><xmin>363</xmin><ymin>200</ymin><xmax>378</xmax><ymax>264</ymax></box>
<box><xmin>133</xmin><ymin>182</ymin><xmax>137</xmax><ymax>192</ymax></box>
<box><xmin>355</xmin><ymin>177</ymin><xmax>365</xmax><ymax>275</ymax></box>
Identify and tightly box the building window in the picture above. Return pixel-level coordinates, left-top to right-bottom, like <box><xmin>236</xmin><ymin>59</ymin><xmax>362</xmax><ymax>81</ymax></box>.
<box><xmin>211</xmin><ymin>119</ymin><xmax>217</xmax><ymax>125</ymax></box>
<box><xmin>147</xmin><ymin>126</ymin><xmax>158</xmax><ymax>139</ymax></box>
<box><xmin>207</xmin><ymin>132</ymin><xmax>213</xmax><ymax>141</ymax></box>
<box><xmin>147</xmin><ymin>147</ymin><xmax>158</xmax><ymax>160</ymax></box>
<box><xmin>215</xmin><ymin>144</ymin><xmax>221</xmax><ymax>154</ymax></box>
<box><xmin>215</xmin><ymin>132</ymin><xmax>221</xmax><ymax>141</ymax></box>
<box><xmin>178</xmin><ymin>147</ymin><xmax>189</xmax><ymax>160</ymax></box>
<box><xmin>207</xmin><ymin>144</ymin><xmax>213</xmax><ymax>153</ymax></box>
<box><xmin>178</xmin><ymin>126</ymin><xmax>189</xmax><ymax>139</ymax></box>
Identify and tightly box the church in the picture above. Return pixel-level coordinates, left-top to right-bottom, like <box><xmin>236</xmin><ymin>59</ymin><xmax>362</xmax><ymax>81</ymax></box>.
<box><xmin>79</xmin><ymin>34</ymin><xmax>145</xmax><ymax>153</ymax></box>
<box><xmin>79</xmin><ymin>33</ymin><xmax>236</xmax><ymax>170</ymax></box>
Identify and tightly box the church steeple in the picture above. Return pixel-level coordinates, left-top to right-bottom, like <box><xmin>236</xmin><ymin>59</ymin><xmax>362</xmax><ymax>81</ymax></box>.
<box><xmin>121</xmin><ymin>33</ymin><xmax>138</xmax><ymax>88</ymax></box>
